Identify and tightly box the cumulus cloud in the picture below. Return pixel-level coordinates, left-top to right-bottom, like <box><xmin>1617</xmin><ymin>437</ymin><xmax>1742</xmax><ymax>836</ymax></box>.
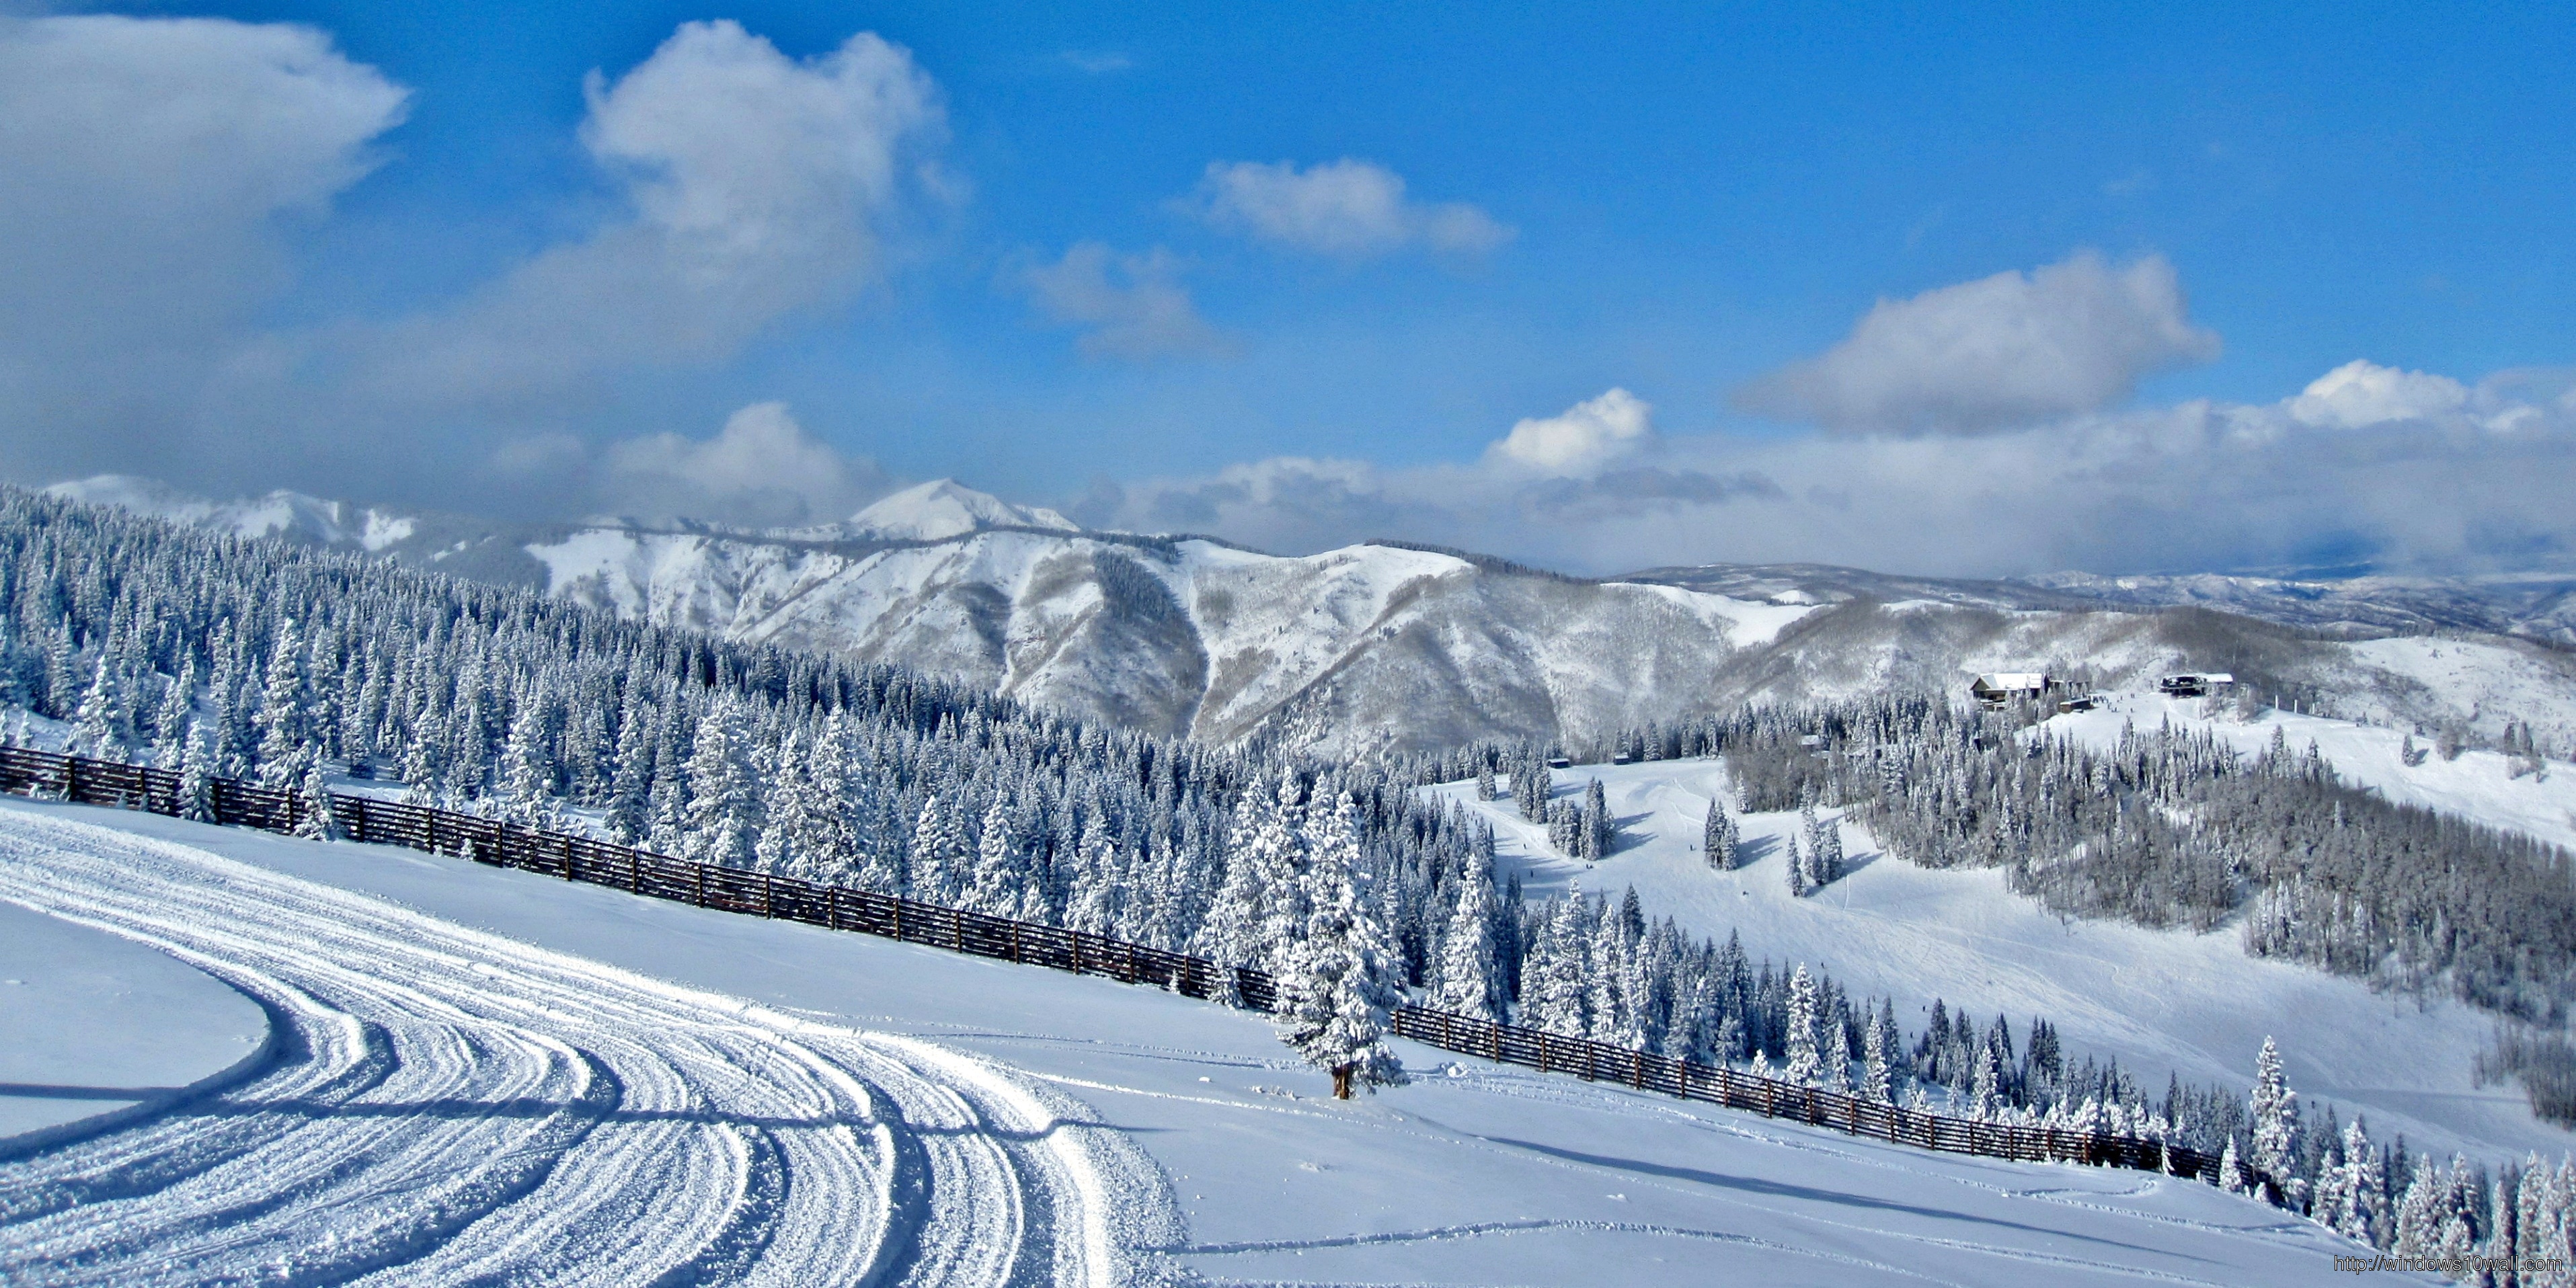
<box><xmin>1487</xmin><ymin>388</ymin><xmax>1655</xmax><ymax>475</ymax></box>
<box><xmin>2287</xmin><ymin>360</ymin><xmax>2472</xmax><ymax>429</ymax></box>
<box><xmin>0</xmin><ymin>15</ymin><xmax>407</xmax><ymax>478</ymax></box>
<box><xmin>1021</xmin><ymin>243</ymin><xmax>1230</xmax><ymax>359</ymax></box>
<box><xmin>345</xmin><ymin>21</ymin><xmax>943</xmax><ymax>409</ymax></box>
<box><xmin>1736</xmin><ymin>251</ymin><xmax>2221</xmax><ymax>435</ymax></box>
<box><xmin>1190</xmin><ymin>159</ymin><xmax>1513</xmax><ymax>258</ymax></box>
<box><xmin>587</xmin><ymin>401</ymin><xmax>893</xmax><ymax>526</ymax></box>
<box><xmin>1083</xmin><ymin>363</ymin><xmax>2576</xmax><ymax>579</ymax></box>
<box><xmin>0</xmin><ymin>16</ymin><xmax>948</xmax><ymax>516</ymax></box>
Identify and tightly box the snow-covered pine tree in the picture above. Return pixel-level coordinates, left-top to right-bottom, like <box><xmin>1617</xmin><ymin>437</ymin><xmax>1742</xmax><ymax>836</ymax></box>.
<box><xmin>176</xmin><ymin>725</ymin><xmax>217</xmax><ymax>823</ymax></box>
<box><xmin>1273</xmin><ymin>791</ymin><xmax>1408</xmax><ymax>1098</ymax></box>
<box><xmin>1703</xmin><ymin>800</ymin><xmax>1737</xmax><ymax>869</ymax></box>
<box><xmin>293</xmin><ymin>750</ymin><xmax>341</xmax><ymax>841</ymax></box>
<box><xmin>680</xmin><ymin>696</ymin><xmax>763</xmax><ymax>870</ymax></box>
<box><xmin>1785</xmin><ymin>834</ymin><xmax>1809</xmax><ymax>897</ymax></box>
<box><xmin>1430</xmin><ymin>846</ymin><xmax>1504</xmax><ymax>1022</ymax></box>
<box><xmin>1524</xmin><ymin>891</ymin><xmax>1590</xmax><ymax>1038</ymax></box>
<box><xmin>1475</xmin><ymin>761</ymin><xmax>1496</xmax><ymax>801</ymax></box>
<box><xmin>69</xmin><ymin>651</ymin><xmax>130</xmax><ymax>760</ymax></box>
<box><xmin>1783</xmin><ymin>964</ymin><xmax>1820</xmax><ymax>1085</ymax></box>
<box><xmin>1579</xmin><ymin>778</ymin><xmax>1610</xmax><ymax>860</ymax></box>
<box><xmin>2250</xmin><ymin>1036</ymin><xmax>2304</xmax><ymax>1207</ymax></box>
<box><xmin>251</xmin><ymin>619</ymin><xmax>307</xmax><ymax>787</ymax></box>
<box><xmin>1861</xmin><ymin>1003</ymin><xmax>1894</xmax><ymax>1102</ymax></box>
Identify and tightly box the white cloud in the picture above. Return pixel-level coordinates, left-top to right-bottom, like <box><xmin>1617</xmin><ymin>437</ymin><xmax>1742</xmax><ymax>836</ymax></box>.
<box><xmin>1084</xmin><ymin>362</ymin><xmax>2576</xmax><ymax>579</ymax></box>
<box><xmin>1487</xmin><ymin>389</ymin><xmax>1654</xmax><ymax>475</ymax></box>
<box><xmin>0</xmin><ymin>15</ymin><xmax>407</xmax><ymax>475</ymax></box>
<box><xmin>495</xmin><ymin>402</ymin><xmax>893</xmax><ymax>528</ymax></box>
<box><xmin>1023</xmin><ymin>242</ymin><xmax>1229</xmax><ymax>359</ymax></box>
<box><xmin>2287</xmin><ymin>360</ymin><xmax>2471</xmax><ymax>429</ymax></box>
<box><xmin>348</xmin><ymin>22</ymin><xmax>943</xmax><ymax>407</ymax></box>
<box><xmin>1191</xmin><ymin>159</ymin><xmax>1512</xmax><ymax>258</ymax></box>
<box><xmin>1735</xmin><ymin>251</ymin><xmax>2221</xmax><ymax>435</ymax></box>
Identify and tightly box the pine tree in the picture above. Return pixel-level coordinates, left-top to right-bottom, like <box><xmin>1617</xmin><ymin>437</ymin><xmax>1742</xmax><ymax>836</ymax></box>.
<box><xmin>1783</xmin><ymin>964</ymin><xmax>1820</xmax><ymax>1085</ymax></box>
<box><xmin>2250</xmin><ymin>1036</ymin><xmax>2302</xmax><ymax>1207</ymax></box>
<box><xmin>292</xmin><ymin>749</ymin><xmax>342</xmax><ymax>840</ymax></box>
<box><xmin>909</xmin><ymin>791</ymin><xmax>968</xmax><ymax>905</ymax></box>
<box><xmin>177</xmin><ymin>725</ymin><xmax>217</xmax><ymax>823</ymax></box>
<box><xmin>1861</xmin><ymin>1003</ymin><xmax>1894</xmax><ymax>1102</ymax></box>
<box><xmin>1785</xmin><ymin>834</ymin><xmax>1809</xmax><ymax>897</ymax></box>
<box><xmin>1431</xmin><ymin>847</ymin><xmax>1504</xmax><ymax>1022</ymax></box>
<box><xmin>252</xmin><ymin>619</ymin><xmax>306</xmax><ymax>787</ymax></box>
<box><xmin>1475</xmin><ymin>761</ymin><xmax>1496</xmax><ymax>802</ymax></box>
<box><xmin>69</xmin><ymin>651</ymin><xmax>129</xmax><ymax>760</ymax></box>
<box><xmin>1703</xmin><ymin>800</ymin><xmax>1737</xmax><ymax>869</ymax></box>
<box><xmin>1274</xmin><ymin>791</ymin><xmax>1408</xmax><ymax>1098</ymax></box>
<box><xmin>680</xmin><ymin>696</ymin><xmax>763</xmax><ymax>869</ymax></box>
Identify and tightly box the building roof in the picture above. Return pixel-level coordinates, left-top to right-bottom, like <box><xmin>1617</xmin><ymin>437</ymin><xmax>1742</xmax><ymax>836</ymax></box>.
<box><xmin>1974</xmin><ymin>672</ymin><xmax>2050</xmax><ymax>690</ymax></box>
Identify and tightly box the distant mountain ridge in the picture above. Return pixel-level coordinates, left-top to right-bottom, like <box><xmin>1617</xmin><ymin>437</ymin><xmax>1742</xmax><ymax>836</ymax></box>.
<box><xmin>46</xmin><ymin>475</ymin><xmax>2576</xmax><ymax>756</ymax></box>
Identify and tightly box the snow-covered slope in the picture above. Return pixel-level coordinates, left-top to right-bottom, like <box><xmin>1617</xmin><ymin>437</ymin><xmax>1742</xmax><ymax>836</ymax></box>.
<box><xmin>2043</xmin><ymin>685</ymin><xmax>2576</xmax><ymax>852</ymax></box>
<box><xmin>0</xmin><ymin>806</ymin><xmax>1163</xmax><ymax>1286</ymax></box>
<box><xmin>1433</xmin><ymin>760</ymin><xmax>2576</xmax><ymax>1166</ymax></box>
<box><xmin>0</xmin><ymin>797</ymin><xmax>2403</xmax><ymax>1285</ymax></box>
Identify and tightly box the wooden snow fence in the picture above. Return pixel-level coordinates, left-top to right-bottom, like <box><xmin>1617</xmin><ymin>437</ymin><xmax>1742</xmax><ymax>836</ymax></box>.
<box><xmin>0</xmin><ymin>743</ymin><xmax>2216</xmax><ymax>1183</ymax></box>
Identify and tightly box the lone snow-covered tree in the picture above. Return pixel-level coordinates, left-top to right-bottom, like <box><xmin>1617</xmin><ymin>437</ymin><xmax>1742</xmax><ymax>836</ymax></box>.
<box><xmin>1703</xmin><ymin>800</ymin><xmax>1737</xmax><ymax>869</ymax></box>
<box><xmin>1785</xmin><ymin>834</ymin><xmax>1809</xmax><ymax>897</ymax></box>
<box><xmin>1274</xmin><ymin>792</ymin><xmax>1408</xmax><ymax>1098</ymax></box>
<box><xmin>1579</xmin><ymin>778</ymin><xmax>1611</xmax><ymax>860</ymax></box>
<box><xmin>1475</xmin><ymin>760</ymin><xmax>1496</xmax><ymax>801</ymax></box>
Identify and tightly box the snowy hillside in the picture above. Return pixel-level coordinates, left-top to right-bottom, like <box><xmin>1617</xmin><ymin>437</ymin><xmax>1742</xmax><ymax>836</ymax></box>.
<box><xmin>0</xmin><ymin>797</ymin><xmax>2394</xmax><ymax>1285</ymax></box>
<box><xmin>2042</xmin><ymin>685</ymin><xmax>2576</xmax><ymax>852</ymax></box>
<box><xmin>51</xmin><ymin>474</ymin><xmax>2576</xmax><ymax>756</ymax></box>
<box><xmin>1431</xmin><ymin>758</ymin><xmax>2576</xmax><ymax>1166</ymax></box>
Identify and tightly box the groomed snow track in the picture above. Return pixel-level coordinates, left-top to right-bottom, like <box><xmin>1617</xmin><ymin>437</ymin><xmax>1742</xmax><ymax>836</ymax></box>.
<box><xmin>0</xmin><ymin>811</ymin><xmax>1176</xmax><ymax>1287</ymax></box>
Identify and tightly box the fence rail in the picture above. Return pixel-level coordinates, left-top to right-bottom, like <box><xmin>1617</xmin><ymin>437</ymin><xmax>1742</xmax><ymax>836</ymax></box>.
<box><xmin>0</xmin><ymin>743</ymin><xmax>2210</xmax><ymax>1182</ymax></box>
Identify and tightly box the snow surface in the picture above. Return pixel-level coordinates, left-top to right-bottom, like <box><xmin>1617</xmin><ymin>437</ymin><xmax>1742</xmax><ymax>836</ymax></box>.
<box><xmin>0</xmin><ymin>901</ymin><xmax>268</xmax><ymax>1148</ymax></box>
<box><xmin>841</xmin><ymin>479</ymin><xmax>1081</xmax><ymax>541</ymax></box>
<box><xmin>0</xmin><ymin>798</ymin><xmax>2404</xmax><ymax>1285</ymax></box>
<box><xmin>0</xmin><ymin>806</ymin><xmax>1164</xmax><ymax>1286</ymax></box>
<box><xmin>1432</xmin><ymin>760</ymin><xmax>2576</xmax><ymax>1168</ymax></box>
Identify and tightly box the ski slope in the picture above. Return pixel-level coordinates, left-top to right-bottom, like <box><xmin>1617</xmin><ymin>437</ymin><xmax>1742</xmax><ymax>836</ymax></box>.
<box><xmin>1432</xmin><ymin>759</ymin><xmax>2576</xmax><ymax>1168</ymax></box>
<box><xmin>0</xmin><ymin>808</ymin><xmax>1164</xmax><ymax>1287</ymax></box>
<box><xmin>0</xmin><ymin>797</ymin><xmax>2403</xmax><ymax>1285</ymax></box>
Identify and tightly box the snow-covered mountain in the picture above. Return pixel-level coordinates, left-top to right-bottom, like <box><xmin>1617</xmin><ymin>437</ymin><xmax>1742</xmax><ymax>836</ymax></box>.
<box><xmin>51</xmin><ymin>475</ymin><xmax>2576</xmax><ymax>756</ymax></box>
<box><xmin>805</xmin><ymin>477</ymin><xmax>1079</xmax><ymax>541</ymax></box>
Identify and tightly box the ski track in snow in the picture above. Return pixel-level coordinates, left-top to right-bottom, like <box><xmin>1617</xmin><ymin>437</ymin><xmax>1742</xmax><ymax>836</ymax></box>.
<box><xmin>0</xmin><ymin>810</ymin><xmax>1176</xmax><ymax>1287</ymax></box>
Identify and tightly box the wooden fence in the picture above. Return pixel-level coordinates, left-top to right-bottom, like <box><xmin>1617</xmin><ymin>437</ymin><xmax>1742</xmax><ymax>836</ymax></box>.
<box><xmin>0</xmin><ymin>743</ymin><xmax>2218</xmax><ymax>1182</ymax></box>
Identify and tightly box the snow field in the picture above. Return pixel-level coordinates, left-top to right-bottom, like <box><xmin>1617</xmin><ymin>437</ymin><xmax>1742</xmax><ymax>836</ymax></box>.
<box><xmin>0</xmin><ymin>807</ymin><xmax>1168</xmax><ymax>1287</ymax></box>
<box><xmin>1433</xmin><ymin>758</ymin><xmax>2576</xmax><ymax>1165</ymax></box>
<box><xmin>0</xmin><ymin>901</ymin><xmax>269</xmax><ymax>1148</ymax></box>
<box><xmin>0</xmin><ymin>798</ymin><xmax>2412</xmax><ymax>1285</ymax></box>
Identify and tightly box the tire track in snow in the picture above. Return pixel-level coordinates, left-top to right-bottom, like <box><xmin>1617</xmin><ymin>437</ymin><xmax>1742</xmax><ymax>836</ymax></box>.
<box><xmin>0</xmin><ymin>812</ymin><xmax>1178</xmax><ymax>1287</ymax></box>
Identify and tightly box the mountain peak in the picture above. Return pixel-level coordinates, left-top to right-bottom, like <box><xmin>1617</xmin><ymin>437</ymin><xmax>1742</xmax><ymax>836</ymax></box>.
<box><xmin>843</xmin><ymin>479</ymin><xmax>1078</xmax><ymax>542</ymax></box>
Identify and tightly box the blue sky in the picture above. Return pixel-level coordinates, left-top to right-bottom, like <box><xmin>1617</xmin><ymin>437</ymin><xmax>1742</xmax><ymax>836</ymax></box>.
<box><xmin>4</xmin><ymin>2</ymin><xmax>2573</xmax><ymax>575</ymax></box>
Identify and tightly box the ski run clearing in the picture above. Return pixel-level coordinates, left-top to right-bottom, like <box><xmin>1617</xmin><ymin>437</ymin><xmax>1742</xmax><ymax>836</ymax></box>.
<box><xmin>1431</xmin><ymin>746</ymin><xmax>2576</xmax><ymax>1177</ymax></box>
<box><xmin>0</xmin><ymin>797</ymin><xmax>2393</xmax><ymax>1285</ymax></box>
